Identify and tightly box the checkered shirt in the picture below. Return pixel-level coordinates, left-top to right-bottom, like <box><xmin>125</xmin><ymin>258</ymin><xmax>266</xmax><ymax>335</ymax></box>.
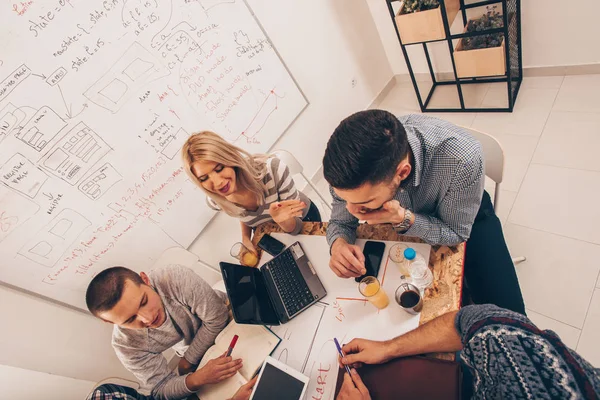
<box><xmin>87</xmin><ymin>383</ymin><xmax>151</xmax><ymax>400</ymax></box>
<box><xmin>326</xmin><ymin>114</ymin><xmax>485</xmax><ymax>247</ymax></box>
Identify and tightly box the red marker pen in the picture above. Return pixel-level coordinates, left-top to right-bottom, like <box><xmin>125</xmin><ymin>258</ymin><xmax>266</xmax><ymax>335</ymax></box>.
<box><xmin>226</xmin><ymin>335</ymin><xmax>239</xmax><ymax>357</ymax></box>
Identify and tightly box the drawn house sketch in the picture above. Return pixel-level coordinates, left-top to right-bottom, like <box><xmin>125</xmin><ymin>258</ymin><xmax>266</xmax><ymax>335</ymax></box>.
<box><xmin>161</xmin><ymin>128</ymin><xmax>189</xmax><ymax>160</ymax></box>
<box><xmin>0</xmin><ymin>186</ymin><xmax>40</xmax><ymax>243</ymax></box>
<box><xmin>0</xmin><ymin>153</ymin><xmax>49</xmax><ymax>198</ymax></box>
<box><xmin>15</xmin><ymin>106</ymin><xmax>67</xmax><ymax>151</ymax></box>
<box><xmin>84</xmin><ymin>42</ymin><xmax>170</xmax><ymax>113</ymax></box>
<box><xmin>39</xmin><ymin>122</ymin><xmax>111</xmax><ymax>185</ymax></box>
<box><xmin>78</xmin><ymin>162</ymin><xmax>122</xmax><ymax>200</ymax></box>
<box><xmin>18</xmin><ymin>208</ymin><xmax>91</xmax><ymax>267</ymax></box>
<box><xmin>0</xmin><ymin>103</ymin><xmax>27</xmax><ymax>144</ymax></box>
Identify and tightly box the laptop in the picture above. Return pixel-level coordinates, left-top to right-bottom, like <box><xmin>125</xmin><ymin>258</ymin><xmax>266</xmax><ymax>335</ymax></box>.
<box><xmin>220</xmin><ymin>242</ymin><xmax>327</xmax><ymax>325</ymax></box>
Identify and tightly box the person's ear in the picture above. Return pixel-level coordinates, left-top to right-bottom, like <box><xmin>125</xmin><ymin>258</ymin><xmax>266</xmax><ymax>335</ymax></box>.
<box><xmin>140</xmin><ymin>272</ymin><xmax>150</xmax><ymax>285</ymax></box>
<box><xmin>95</xmin><ymin>311</ymin><xmax>116</xmax><ymax>325</ymax></box>
<box><xmin>395</xmin><ymin>160</ymin><xmax>412</xmax><ymax>183</ymax></box>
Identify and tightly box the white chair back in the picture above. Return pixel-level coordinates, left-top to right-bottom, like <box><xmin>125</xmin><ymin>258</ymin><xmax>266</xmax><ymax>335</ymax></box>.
<box><xmin>460</xmin><ymin>126</ymin><xmax>526</xmax><ymax>264</ymax></box>
<box><xmin>271</xmin><ymin>149</ymin><xmax>332</xmax><ymax>211</ymax></box>
<box><xmin>272</xmin><ymin>149</ymin><xmax>304</xmax><ymax>175</ymax></box>
<box><xmin>460</xmin><ymin>126</ymin><xmax>505</xmax><ymax>184</ymax></box>
<box><xmin>150</xmin><ymin>247</ymin><xmax>221</xmax><ymax>287</ymax></box>
<box><xmin>459</xmin><ymin>126</ymin><xmax>505</xmax><ymax>210</ymax></box>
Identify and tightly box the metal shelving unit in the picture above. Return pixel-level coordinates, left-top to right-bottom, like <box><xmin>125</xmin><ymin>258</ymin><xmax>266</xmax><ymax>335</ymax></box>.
<box><xmin>386</xmin><ymin>0</ymin><xmax>522</xmax><ymax>112</ymax></box>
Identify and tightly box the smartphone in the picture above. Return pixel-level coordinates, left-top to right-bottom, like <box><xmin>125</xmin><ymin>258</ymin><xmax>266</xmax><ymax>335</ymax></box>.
<box><xmin>257</xmin><ymin>234</ymin><xmax>286</xmax><ymax>257</ymax></box>
<box><xmin>355</xmin><ymin>241</ymin><xmax>386</xmax><ymax>282</ymax></box>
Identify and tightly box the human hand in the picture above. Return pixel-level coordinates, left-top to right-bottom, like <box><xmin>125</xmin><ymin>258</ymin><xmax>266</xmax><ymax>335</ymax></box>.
<box><xmin>329</xmin><ymin>238</ymin><xmax>366</xmax><ymax>278</ymax></box>
<box><xmin>229</xmin><ymin>376</ymin><xmax>258</xmax><ymax>400</ymax></box>
<box><xmin>242</xmin><ymin>237</ymin><xmax>258</xmax><ymax>258</ymax></box>
<box><xmin>347</xmin><ymin>200</ymin><xmax>405</xmax><ymax>226</ymax></box>
<box><xmin>178</xmin><ymin>357</ymin><xmax>197</xmax><ymax>375</ymax></box>
<box><xmin>194</xmin><ymin>352</ymin><xmax>243</xmax><ymax>385</ymax></box>
<box><xmin>268</xmin><ymin>199</ymin><xmax>306</xmax><ymax>225</ymax></box>
<box><xmin>339</xmin><ymin>339</ymin><xmax>392</xmax><ymax>369</ymax></box>
<box><xmin>336</xmin><ymin>369</ymin><xmax>371</xmax><ymax>400</ymax></box>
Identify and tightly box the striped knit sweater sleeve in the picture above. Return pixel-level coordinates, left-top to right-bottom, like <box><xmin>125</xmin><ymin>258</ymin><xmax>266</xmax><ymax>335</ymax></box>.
<box><xmin>270</xmin><ymin>157</ymin><xmax>303</xmax><ymax>234</ymax></box>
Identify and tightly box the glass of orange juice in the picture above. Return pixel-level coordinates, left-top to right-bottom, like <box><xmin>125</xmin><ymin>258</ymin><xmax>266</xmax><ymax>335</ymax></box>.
<box><xmin>230</xmin><ymin>242</ymin><xmax>259</xmax><ymax>267</ymax></box>
<box><xmin>358</xmin><ymin>276</ymin><xmax>389</xmax><ymax>309</ymax></box>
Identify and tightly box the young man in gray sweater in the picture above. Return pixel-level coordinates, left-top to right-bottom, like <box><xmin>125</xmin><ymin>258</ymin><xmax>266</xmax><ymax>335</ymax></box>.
<box><xmin>86</xmin><ymin>264</ymin><xmax>247</xmax><ymax>400</ymax></box>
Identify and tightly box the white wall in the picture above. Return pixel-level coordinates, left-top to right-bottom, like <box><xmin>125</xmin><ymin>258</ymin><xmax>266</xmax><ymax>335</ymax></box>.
<box><xmin>1</xmin><ymin>0</ymin><xmax>393</xmax><ymax>387</ymax></box>
<box><xmin>0</xmin><ymin>284</ymin><xmax>134</xmax><ymax>383</ymax></box>
<box><xmin>521</xmin><ymin>0</ymin><xmax>600</xmax><ymax>68</ymax></box>
<box><xmin>369</xmin><ymin>0</ymin><xmax>600</xmax><ymax>75</ymax></box>
<box><xmin>189</xmin><ymin>0</ymin><xmax>393</xmax><ymax>266</ymax></box>
<box><xmin>0</xmin><ymin>364</ymin><xmax>96</xmax><ymax>400</ymax></box>
<box><xmin>365</xmin><ymin>0</ymin><xmax>409</xmax><ymax>75</ymax></box>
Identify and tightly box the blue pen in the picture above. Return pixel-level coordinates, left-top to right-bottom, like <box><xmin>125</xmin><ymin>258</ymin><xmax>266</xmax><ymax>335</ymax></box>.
<box><xmin>334</xmin><ymin>338</ymin><xmax>353</xmax><ymax>379</ymax></box>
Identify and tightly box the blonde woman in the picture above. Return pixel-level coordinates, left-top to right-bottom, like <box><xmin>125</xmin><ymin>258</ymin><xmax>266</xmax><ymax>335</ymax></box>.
<box><xmin>182</xmin><ymin>131</ymin><xmax>321</xmax><ymax>255</ymax></box>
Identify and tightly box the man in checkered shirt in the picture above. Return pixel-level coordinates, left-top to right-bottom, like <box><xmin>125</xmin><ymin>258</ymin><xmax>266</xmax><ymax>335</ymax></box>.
<box><xmin>323</xmin><ymin>110</ymin><xmax>525</xmax><ymax>314</ymax></box>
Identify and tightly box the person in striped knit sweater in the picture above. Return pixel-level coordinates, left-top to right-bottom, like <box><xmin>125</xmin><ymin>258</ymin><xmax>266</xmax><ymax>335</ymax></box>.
<box><xmin>181</xmin><ymin>131</ymin><xmax>321</xmax><ymax>256</ymax></box>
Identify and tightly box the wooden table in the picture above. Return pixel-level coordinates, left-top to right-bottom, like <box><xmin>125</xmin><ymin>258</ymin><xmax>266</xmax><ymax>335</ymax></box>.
<box><xmin>253</xmin><ymin>221</ymin><xmax>465</xmax><ymax>360</ymax></box>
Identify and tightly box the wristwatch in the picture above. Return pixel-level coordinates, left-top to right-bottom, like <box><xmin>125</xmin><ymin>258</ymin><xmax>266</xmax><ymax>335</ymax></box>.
<box><xmin>392</xmin><ymin>209</ymin><xmax>413</xmax><ymax>233</ymax></box>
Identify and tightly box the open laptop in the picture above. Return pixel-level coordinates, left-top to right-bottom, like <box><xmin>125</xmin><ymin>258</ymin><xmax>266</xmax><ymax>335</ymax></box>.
<box><xmin>220</xmin><ymin>242</ymin><xmax>327</xmax><ymax>325</ymax></box>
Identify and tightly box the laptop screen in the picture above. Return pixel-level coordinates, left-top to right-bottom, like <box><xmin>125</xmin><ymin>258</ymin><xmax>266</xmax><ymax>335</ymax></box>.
<box><xmin>220</xmin><ymin>262</ymin><xmax>280</xmax><ymax>325</ymax></box>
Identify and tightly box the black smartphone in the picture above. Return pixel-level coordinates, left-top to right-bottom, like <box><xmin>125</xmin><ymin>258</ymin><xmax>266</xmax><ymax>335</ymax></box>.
<box><xmin>257</xmin><ymin>234</ymin><xmax>286</xmax><ymax>257</ymax></box>
<box><xmin>355</xmin><ymin>241</ymin><xmax>386</xmax><ymax>282</ymax></box>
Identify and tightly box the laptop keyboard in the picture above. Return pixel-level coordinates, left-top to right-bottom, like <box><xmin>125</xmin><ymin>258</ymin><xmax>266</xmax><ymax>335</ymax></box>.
<box><xmin>268</xmin><ymin>249</ymin><xmax>315</xmax><ymax>317</ymax></box>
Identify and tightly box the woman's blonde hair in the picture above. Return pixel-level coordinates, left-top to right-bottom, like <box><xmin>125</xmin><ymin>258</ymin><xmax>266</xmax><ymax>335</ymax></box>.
<box><xmin>181</xmin><ymin>131</ymin><xmax>269</xmax><ymax>216</ymax></box>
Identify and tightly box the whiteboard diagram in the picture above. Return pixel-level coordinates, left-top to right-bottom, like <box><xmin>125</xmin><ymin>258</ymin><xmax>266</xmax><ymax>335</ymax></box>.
<box><xmin>0</xmin><ymin>0</ymin><xmax>307</xmax><ymax>310</ymax></box>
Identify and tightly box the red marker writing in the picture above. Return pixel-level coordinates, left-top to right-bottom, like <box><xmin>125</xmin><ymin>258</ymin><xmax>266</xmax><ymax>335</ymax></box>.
<box><xmin>226</xmin><ymin>335</ymin><xmax>239</xmax><ymax>357</ymax></box>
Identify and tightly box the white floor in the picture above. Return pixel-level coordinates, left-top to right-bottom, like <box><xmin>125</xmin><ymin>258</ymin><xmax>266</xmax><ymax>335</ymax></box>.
<box><xmin>312</xmin><ymin>74</ymin><xmax>600</xmax><ymax>367</ymax></box>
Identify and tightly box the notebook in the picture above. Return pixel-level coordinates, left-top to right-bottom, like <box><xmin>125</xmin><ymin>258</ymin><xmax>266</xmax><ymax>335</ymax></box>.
<box><xmin>195</xmin><ymin>320</ymin><xmax>281</xmax><ymax>400</ymax></box>
<box><xmin>333</xmin><ymin>356</ymin><xmax>461</xmax><ymax>400</ymax></box>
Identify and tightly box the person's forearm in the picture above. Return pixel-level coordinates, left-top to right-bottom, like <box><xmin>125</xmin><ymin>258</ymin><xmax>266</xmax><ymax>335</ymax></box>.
<box><xmin>150</xmin><ymin>373</ymin><xmax>193</xmax><ymax>400</ymax></box>
<box><xmin>385</xmin><ymin>311</ymin><xmax>462</xmax><ymax>359</ymax></box>
<box><xmin>326</xmin><ymin>220</ymin><xmax>358</xmax><ymax>247</ymax></box>
<box><xmin>278</xmin><ymin>217</ymin><xmax>297</xmax><ymax>233</ymax></box>
<box><xmin>241</xmin><ymin>222</ymin><xmax>253</xmax><ymax>241</ymax></box>
<box><xmin>185</xmin><ymin>371</ymin><xmax>205</xmax><ymax>392</ymax></box>
<box><xmin>327</xmin><ymin>188</ymin><xmax>359</xmax><ymax>247</ymax></box>
<box><xmin>404</xmin><ymin>213</ymin><xmax>465</xmax><ymax>246</ymax></box>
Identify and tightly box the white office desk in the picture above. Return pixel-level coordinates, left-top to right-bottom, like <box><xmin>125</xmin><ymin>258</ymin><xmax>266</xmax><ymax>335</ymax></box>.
<box><xmin>262</xmin><ymin>233</ymin><xmax>431</xmax><ymax>400</ymax></box>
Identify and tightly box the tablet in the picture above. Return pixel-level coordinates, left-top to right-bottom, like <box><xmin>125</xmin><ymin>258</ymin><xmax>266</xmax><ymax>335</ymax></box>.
<box><xmin>250</xmin><ymin>356</ymin><xmax>309</xmax><ymax>400</ymax></box>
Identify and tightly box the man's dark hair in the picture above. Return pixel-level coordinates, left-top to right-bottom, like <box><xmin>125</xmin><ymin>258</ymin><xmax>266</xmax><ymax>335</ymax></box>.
<box><xmin>86</xmin><ymin>266</ymin><xmax>144</xmax><ymax>316</ymax></box>
<box><xmin>323</xmin><ymin>109</ymin><xmax>409</xmax><ymax>189</ymax></box>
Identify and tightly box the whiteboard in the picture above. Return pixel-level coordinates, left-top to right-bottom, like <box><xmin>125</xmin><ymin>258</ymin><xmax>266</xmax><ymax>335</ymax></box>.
<box><xmin>0</xmin><ymin>0</ymin><xmax>307</xmax><ymax>311</ymax></box>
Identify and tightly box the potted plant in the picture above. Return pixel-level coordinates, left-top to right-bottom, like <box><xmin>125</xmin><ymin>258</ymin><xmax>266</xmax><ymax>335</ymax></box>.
<box><xmin>454</xmin><ymin>6</ymin><xmax>506</xmax><ymax>78</ymax></box>
<box><xmin>395</xmin><ymin>0</ymin><xmax>460</xmax><ymax>45</ymax></box>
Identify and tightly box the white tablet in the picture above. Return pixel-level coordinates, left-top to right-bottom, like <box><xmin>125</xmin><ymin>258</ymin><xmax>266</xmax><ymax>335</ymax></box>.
<box><xmin>250</xmin><ymin>356</ymin><xmax>309</xmax><ymax>400</ymax></box>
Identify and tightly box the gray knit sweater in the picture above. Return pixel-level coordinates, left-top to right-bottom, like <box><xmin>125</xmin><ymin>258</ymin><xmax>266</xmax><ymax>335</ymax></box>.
<box><xmin>112</xmin><ymin>265</ymin><xmax>228</xmax><ymax>400</ymax></box>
